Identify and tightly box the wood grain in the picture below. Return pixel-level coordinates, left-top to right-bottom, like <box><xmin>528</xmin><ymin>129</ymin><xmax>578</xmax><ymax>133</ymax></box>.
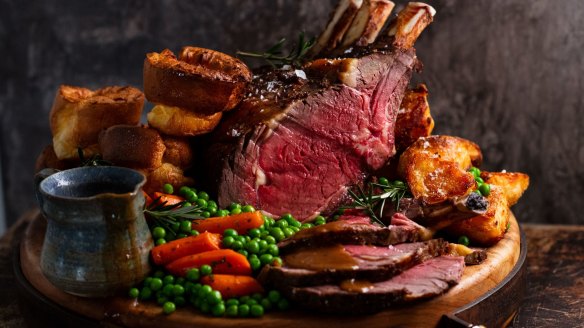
<box><xmin>19</xmin><ymin>210</ymin><xmax>521</xmax><ymax>328</ymax></box>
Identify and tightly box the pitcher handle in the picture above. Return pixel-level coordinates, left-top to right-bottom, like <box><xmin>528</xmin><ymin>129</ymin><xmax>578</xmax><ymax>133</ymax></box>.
<box><xmin>34</xmin><ymin>168</ymin><xmax>60</xmax><ymax>211</ymax></box>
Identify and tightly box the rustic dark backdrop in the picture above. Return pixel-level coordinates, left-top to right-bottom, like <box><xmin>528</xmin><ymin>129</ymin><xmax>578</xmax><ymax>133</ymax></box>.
<box><xmin>1</xmin><ymin>0</ymin><xmax>582</xmax><ymax>230</ymax></box>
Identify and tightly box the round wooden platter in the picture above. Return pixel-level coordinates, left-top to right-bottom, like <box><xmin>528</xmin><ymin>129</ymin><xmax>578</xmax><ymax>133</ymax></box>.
<box><xmin>15</xmin><ymin>210</ymin><xmax>525</xmax><ymax>328</ymax></box>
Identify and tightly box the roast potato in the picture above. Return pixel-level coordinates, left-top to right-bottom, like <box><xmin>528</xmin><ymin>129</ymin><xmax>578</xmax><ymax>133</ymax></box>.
<box><xmin>395</xmin><ymin>84</ymin><xmax>434</xmax><ymax>152</ymax></box>
<box><xmin>481</xmin><ymin>171</ymin><xmax>529</xmax><ymax>206</ymax></box>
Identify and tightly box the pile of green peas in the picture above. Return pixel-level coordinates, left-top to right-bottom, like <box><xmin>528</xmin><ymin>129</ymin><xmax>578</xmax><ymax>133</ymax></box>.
<box><xmin>221</xmin><ymin>209</ymin><xmax>327</xmax><ymax>272</ymax></box>
<box><xmin>129</xmin><ymin>266</ymin><xmax>290</xmax><ymax>317</ymax></box>
<box><xmin>469</xmin><ymin>167</ymin><xmax>491</xmax><ymax>197</ymax></box>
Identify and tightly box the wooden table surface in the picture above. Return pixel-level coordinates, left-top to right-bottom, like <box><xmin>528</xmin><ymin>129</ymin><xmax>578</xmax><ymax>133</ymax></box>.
<box><xmin>1</xmin><ymin>211</ymin><xmax>583</xmax><ymax>328</ymax></box>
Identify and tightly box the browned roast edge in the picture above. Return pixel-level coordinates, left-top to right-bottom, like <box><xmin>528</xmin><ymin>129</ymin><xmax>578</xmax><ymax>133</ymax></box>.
<box><xmin>277</xmin><ymin>224</ymin><xmax>420</xmax><ymax>254</ymax></box>
<box><xmin>258</xmin><ymin>239</ymin><xmax>448</xmax><ymax>288</ymax></box>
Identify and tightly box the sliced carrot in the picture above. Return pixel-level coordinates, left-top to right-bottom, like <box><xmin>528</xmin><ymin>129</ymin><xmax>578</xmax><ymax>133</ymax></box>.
<box><xmin>200</xmin><ymin>274</ymin><xmax>264</xmax><ymax>299</ymax></box>
<box><xmin>165</xmin><ymin>249</ymin><xmax>252</xmax><ymax>277</ymax></box>
<box><xmin>150</xmin><ymin>232</ymin><xmax>222</xmax><ymax>266</ymax></box>
<box><xmin>152</xmin><ymin>192</ymin><xmax>185</xmax><ymax>206</ymax></box>
<box><xmin>192</xmin><ymin>211</ymin><xmax>264</xmax><ymax>234</ymax></box>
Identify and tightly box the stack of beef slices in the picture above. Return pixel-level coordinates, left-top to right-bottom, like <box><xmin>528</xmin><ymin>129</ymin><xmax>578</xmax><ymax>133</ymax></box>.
<box><xmin>258</xmin><ymin>214</ymin><xmax>485</xmax><ymax>314</ymax></box>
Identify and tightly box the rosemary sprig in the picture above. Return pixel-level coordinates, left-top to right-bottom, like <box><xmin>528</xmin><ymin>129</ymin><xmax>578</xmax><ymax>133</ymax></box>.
<box><xmin>144</xmin><ymin>198</ymin><xmax>206</xmax><ymax>239</ymax></box>
<box><xmin>78</xmin><ymin>148</ymin><xmax>111</xmax><ymax>166</ymax></box>
<box><xmin>345</xmin><ymin>179</ymin><xmax>411</xmax><ymax>226</ymax></box>
<box><xmin>236</xmin><ymin>32</ymin><xmax>315</xmax><ymax>67</ymax></box>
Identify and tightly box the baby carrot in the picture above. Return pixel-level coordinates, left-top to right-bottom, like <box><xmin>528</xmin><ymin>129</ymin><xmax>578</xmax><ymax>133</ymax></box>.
<box><xmin>150</xmin><ymin>231</ymin><xmax>222</xmax><ymax>265</ymax></box>
<box><xmin>192</xmin><ymin>211</ymin><xmax>264</xmax><ymax>234</ymax></box>
<box><xmin>200</xmin><ymin>274</ymin><xmax>264</xmax><ymax>299</ymax></box>
<box><xmin>165</xmin><ymin>249</ymin><xmax>252</xmax><ymax>277</ymax></box>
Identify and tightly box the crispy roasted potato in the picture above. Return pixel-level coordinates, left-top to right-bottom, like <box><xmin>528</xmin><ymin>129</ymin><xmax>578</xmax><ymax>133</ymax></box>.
<box><xmin>446</xmin><ymin>185</ymin><xmax>510</xmax><ymax>246</ymax></box>
<box><xmin>481</xmin><ymin>171</ymin><xmax>529</xmax><ymax>206</ymax></box>
<box><xmin>397</xmin><ymin>135</ymin><xmax>482</xmax><ymax>204</ymax></box>
<box><xmin>395</xmin><ymin>84</ymin><xmax>434</xmax><ymax>152</ymax></box>
<box><xmin>143</xmin><ymin>163</ymin><xmax>195</xmax><ymax>195</ymax></box>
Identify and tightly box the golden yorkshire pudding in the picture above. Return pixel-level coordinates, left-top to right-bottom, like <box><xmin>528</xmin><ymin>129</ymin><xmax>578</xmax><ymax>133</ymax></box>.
<box><xmin>143</xmin><ymin>47</ymin><xmax>251</xmax><ymax>115</ymax></box>
<box><xmin>147</xmin><ymin>104</ymin><xmax>222</xmax><ymax>137</ymax></box>
<box><xmin>142</xmin><ymin>162</ymin><xmax>195</xmax><ymax>196</ymax></box>
<box><xmin>98</xmin><ymin>125</ymin><xmax>166</xmax><ymax>170</ymax></box>
<box><xmin>34</xmin><ymin>144</ymin><xmax>79</xmax><ymax>172</ymax></box>
<box><xmin>49</xmin><ymin>85</ymin><xmax>144</xmax><ymax>160</ymax></box>
<box><xmin>161</xmin><ymin>135</ymin><xmax>195</xmax><ymax>170</ymax></box>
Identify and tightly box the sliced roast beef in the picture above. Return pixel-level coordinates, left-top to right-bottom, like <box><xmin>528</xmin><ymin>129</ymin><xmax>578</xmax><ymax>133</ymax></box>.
<box><xmin>259</xmin><ymin>239</ymin><xmax>448</xmax><ymax>288</ymax></box>
<box><xmin>277</xmin><ymin>216</ymin><xmax>420</xmax><ymax>254</ymax></box>
<box><xmin>206</xmin><ymin>4</ymin><xmax>435</xmax><ymax>221</ymax></box>
<box><xmin>287</xmin><ymin>255</ymin><xmax>465</xmax><ymax>314</ymax></box>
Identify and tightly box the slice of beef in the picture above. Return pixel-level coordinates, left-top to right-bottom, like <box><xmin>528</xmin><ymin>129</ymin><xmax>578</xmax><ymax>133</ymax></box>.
<box><xmin>258</xmin><ymin>239</ymin><xmax>448</xmax><ymax>288</ymax></box>
<box><xmin>287</xmin><ymin>255</ymin><xmax>465</xmax><ymax>314</ymax></box>
<box><xmin>277</xmin><ymin>216</ymin><xmax>420</xmax><ymax>254</ymax></box>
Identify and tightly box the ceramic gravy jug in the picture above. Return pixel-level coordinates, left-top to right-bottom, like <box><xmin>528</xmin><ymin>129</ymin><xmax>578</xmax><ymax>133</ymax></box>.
<box><xmin>35</xmin><ymin>166</ymin><xmax>153</xmax><ymax>297</ymax></box>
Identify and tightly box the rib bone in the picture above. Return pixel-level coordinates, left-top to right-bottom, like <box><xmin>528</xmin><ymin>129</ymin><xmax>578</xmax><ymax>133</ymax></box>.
<box><xmin>339</xmin><ymin>0</ymin><xmax>395</xmax><ymax>49</ymax></box>
<box><xmin>308</xmin><ymin>0</ymin><xmax>363</xmax><ymax>58</ymax></box>
<box><xmin>387</xmin><ymin>2</ymin><xmax>436</xmax><ymax>50</ymax></box>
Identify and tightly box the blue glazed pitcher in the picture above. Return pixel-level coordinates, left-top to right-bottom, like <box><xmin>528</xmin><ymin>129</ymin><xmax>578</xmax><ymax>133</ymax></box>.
<box><xmin>35</xmin><ymin>166</ymin><xmax>153</xmax><ymax>297</ymax></box>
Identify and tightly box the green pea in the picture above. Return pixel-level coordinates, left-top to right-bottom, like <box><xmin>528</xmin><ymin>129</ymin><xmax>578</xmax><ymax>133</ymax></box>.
<box><xmin>184</xmin><ymin>190</ymin><xmax>197</xmax><ymax>202</ymax></box>
<box><xmin>272</xmin><ymin>257</ymin><xmax>283</xmax><ymax>266</ymax></box>
<box><xmin>267</xmin><ymin>244</ymin><xmax>279</xmax><ymax>256</ymax></box>
<box><xmin>231</xmin><ymin>240</ymin><xmax>243</xmax><ymax>250</ymax></box>
<box><xmin>223</xmin><ymin>228</ymin><xmax>238</xmax><ymax>237</ymax></box>
<box><xmin>248</xmin><ymin>228</ymin><xmax>261</xmax><ymax>238</ymax></box>
<box><xmin>276</xmin><ymin>219</ymin><xmax>288</xmax><ymax>229</ymax></box>
<box><xmin>230</xmin><ymin>207</ymin><xmax>242</xmax><ymax>215</ymax></box>
<box><xmin>226</xmin><ymin>304</ymin><xmax>238</xmax><ymax>317</ymax></box>
<box><xmin>288</xmin><ymin>219</ymin><xmax>301</xmax><ymax>228</ymax></box>
<box><xmin>249</xmin><ymin>257</ymin><xmax>261</xmax><ymax>271</ymax></box>
<box><xmin>198</xmin><ymin>285</ymin><xmax>213</xmax><ymax>298</ymax></box>
<box><xmin>222</xmin><ymin>236</ymin><xmax>235</xmax><ymax>248</ymax></box>
<box><xmin>217</xmin><ymin>209</ymin><xmax>230</xmax><ymax>217</ymax></box>
<box><xmin>186</xmin><ymin>268</ymin><xmax>200</xmax><ymax>281</ymax></box>
<box><xmin>246</xmin><ymin>240</ymin><xmax>260</xmax><ymax>254</ymax></box>
<box><xmin>182</xmin><ymin>202</ymin><xmax>192</xmax><ymax>207</ymax></box>
<box><xmin>269</xmin><ymin>227</ymin><xmax>285</xmax><ymax>242</ymax></box>
<box><xmin>265</xmin><ymin>235</ymin><xmax>277</xmax><ymax>244</ymax></box>
<box><xmin>200</xmin><ymin>265</ymin><xmax>213</xmax><ymax>276</ymax></box>
<box><xmin>162</xmin><ymin>284</ymin><xmax>174</xmax><ymax>297</ymax></box>
<box><xmin>207</xmin><ymin>206</ymin><xmax>218</xmax><ymax>216</ymax></box>
<box><xmin>277</xmin><ymin>298</ymin><xmax>290</xmax><ymax>310</ymax></box>
<box><xmin>458</xmin><ymin>235</ymin><xmax>470</xmax><ymax>246</ymax></box>
<box><xmin>139</xmin><ymin>287</ymin><xmax>152</xmax><ymax>300</ymax></box>
<box><xmin>211</xmin><ymin>302</ymin><xmax>225</xmax><ymax>316</ymax></box>
<box><xmin>196</xmin><ymin>199</ymin><xmax>208</xmax><ymax>208</ymax></box>
<box><xmin>157</xmin><ymin>295</ymin><xmax>168</xmax><ymax>305</ymax></box>
<box><xmin>207</xmin><ymin>290</ymin><xmax>223</xmax><ymax>305</ymax></box>
<box><xmin>179</xmin><ymin>220</ymin><xmax>192</xmax><ymax>233</ymax></box>
<box><xmin>241</xmin><ymin>205</ymin><xmax>255</xmax><ymax>213</ymax></box>
<box><xmin>152</xmin><ymin>226</ymin><xmax>166</xmax><ymax>239</ymax></box>
<box><xmin>258</xmin><ymin>239</ymin><xmax>268</xmax><ymax>251</ymax></box>
<box><xmin>479</xmin><ymin>183</ymin><xmax>491</xmax><ymax>197</ymax></box>
<box><xmin>300</xmin><ymin>223</ymin><xmax>314</xmax><ymax>230</ymax></box>
<box><xmin>238</xmin><ymin>304</ymin><xmax>250</xmax><ymax>317</ymax></box>
<box><xmin>282</xmin><ymin>227</ymin><xmax>294</xmax><ymax>238</ymax></box>
<box><xmin>245</xmin><ymin>298</ymin><xmax>258</xmax><ymax>306</ymax></box>
<box><xmin>225</xmin><ymin>298</ymin><xmax>239</xmax><ymax>307</ymax></box>
<box><xmin>314</xmin><ymin>216</ymin><xmax>326</xmax><ymax>225</ymax></box>
<box><xmin>179</xmin><ymin>186</ymin><xmax>191</xmax><ymax>196</ymax></box>
<box><xmin>268</xmin><ymin>290</ymin><xmax>281</xmax><ymax>303</ymax></box>
<box><xmin>150</xmin><ymin>278</ymin><xmax>163</xmax><ymax>291</ymax></box>
<box><xmin>280</xmin><ymin>213</ymin><xmax>293</xmax><ymax>221</ymax></box>
<box><xmin>228</xmin><ymin>202</ymin><xmax>241</xmax><ymax>211</ymax></box>
<box><xmin>201</xmin><ymin>211</ymin><xmax>211</xmax><ymax>218</ymax></box>
<box><xmin>239</xmin><ymin>296</ymin><xmax>251</xmax><ymax>303</ymax></box>
<box><xmin>378</xmin><ymin>177</ymin><xmax>390</xmax><ymax>186</ymax></box>
<box><xmin>162</xmin><ymin>301</ymin><xmax>176</xmax><ymax>314</ymax></box>
<box><xmin>469</xmin><ymin>167</ymin><xmax>481</xmax><ymax>178</ymax></box>
<box><xmin>475</xmin><ymin>177</ymin><xmax>485</xmax><ymax>185</ymax></box>
<box><xmin>162</xmin><ymin>183</ymin><xmax>174</xmax><ymax>194</ymax></box>
<box><xmin>172</xmin><ymin>285</ymin><xmax>185</xmax><ymax>296</ymax></box>
<box><xmin>128</xmin><ymin>287</ymin><xmax>140</xmax><ymax>298</ymax></box>
<box><xmin>289</xmin><ymin>226</ymin><xmax>300</xmax><ymax>233</ymax></box>
<box><xmin>260</xmin><ymin>254</ymin><xmax>274</xmax><ymax>265</ymax></box>
<box><xmin>163</xmin><ymin>275</ymin><xmax>175</xmax><ymax>285</ymax></box>
<box><xmin>190</xmin><ymin>230</ymin><xmax>199</xmax><ymax>236</ymax></box>
<box><xmin>260</xmin><ymin>298</ymin><xmax>273</xmax><ymax>310</ymax></box>
<box><xmin>197</xmin><ymin>191</ymin><xmax>210</xmax><ymax>201</ymax></box>
<box><xmin>207</xmin><ymin>200</ymin><xmax>217</xmax><ymax>209</ymax></box>
<box><xmin>250</xmin><ymin>304</ymin><xmax>264</xmax><ymax>317</ymax></box>
<box><xmin>155</xmin><ymin>238</ymin><xmax>166</xmax><ymax>246</ymax></box>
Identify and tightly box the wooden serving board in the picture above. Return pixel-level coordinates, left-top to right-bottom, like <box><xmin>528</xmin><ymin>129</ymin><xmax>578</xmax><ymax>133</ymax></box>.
<box><xmin>16</xmin><ymin>210</ymin><xmax>524</xmax><ymax>328</ymax></box>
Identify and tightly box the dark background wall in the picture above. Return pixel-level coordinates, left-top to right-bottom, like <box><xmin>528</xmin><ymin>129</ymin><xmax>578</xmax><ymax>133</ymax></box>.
<box><xmin>1</xmin><ymin>0</ymin><xmax>582</xmax><ymax>230</ymax></box>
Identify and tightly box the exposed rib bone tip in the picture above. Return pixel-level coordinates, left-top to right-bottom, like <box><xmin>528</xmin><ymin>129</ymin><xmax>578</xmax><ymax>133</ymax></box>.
<box><xmin>409</xmin><ymin>2</ymin><xmax>436</xmax><ymax>17</ymax></box>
